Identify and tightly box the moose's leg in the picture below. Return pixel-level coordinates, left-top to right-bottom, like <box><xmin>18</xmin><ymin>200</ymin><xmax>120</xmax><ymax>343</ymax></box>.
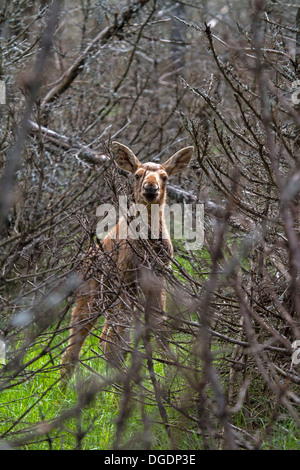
<box><xmin>142</xmin><ymin>272</ymin><xmax>170</xmax><ymax>350</ymax></box>
<box><xmin>99</xmin><ymin>294</ymin><xmax>133</xmax><ymax>365</ymax></box>
<box><xmin>148</xmin><ymin>287</ymin><xmax>168</xmax><ymax>336</ymax></box>
<box><xmin>61</xmin><ymin>279</ymin><xmax>99</xmax><ymax>383</ymax></box>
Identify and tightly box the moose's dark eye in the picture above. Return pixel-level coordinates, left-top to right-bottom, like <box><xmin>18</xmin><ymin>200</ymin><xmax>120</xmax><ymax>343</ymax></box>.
<box><xmin>161</xmin><ymin>175</ymin><xmax>168</xmax><ymax>182</ymax></box>
<box><xmin>135</xmin><ymin>173</ymin><xmax>141</xmax><ymax>180</ymax></box>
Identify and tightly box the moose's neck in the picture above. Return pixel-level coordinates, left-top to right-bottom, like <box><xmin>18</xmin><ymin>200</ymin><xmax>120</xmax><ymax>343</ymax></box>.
<box><xmin>146</xmin><ymin>201</ymin><xmax>169</xmax><ymax>241</ymax></box>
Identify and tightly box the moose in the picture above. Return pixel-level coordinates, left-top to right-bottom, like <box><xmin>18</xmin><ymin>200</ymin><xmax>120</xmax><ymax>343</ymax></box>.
<box><xmin>61</xmin><ymin>141</ymin><xmax>194</xmax><ymax>382</ymax></box>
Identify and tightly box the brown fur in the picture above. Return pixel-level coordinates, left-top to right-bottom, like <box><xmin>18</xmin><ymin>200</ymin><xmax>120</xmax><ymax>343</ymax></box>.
<box><xmin>61</xmin><ymin>142</ymin><xmax>193</xmax><ymax>381</ymax></box>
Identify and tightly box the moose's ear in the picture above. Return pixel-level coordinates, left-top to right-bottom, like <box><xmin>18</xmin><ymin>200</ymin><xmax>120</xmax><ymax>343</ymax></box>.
<box><xmin>111</xmin><ymin>141</ymin><xmax>141</xmax><ymax>174</ymax></box>
<box><xmin>163</xmin><ymin>146</ymin><xmax>194</xmax><ymax>176</ymax></box>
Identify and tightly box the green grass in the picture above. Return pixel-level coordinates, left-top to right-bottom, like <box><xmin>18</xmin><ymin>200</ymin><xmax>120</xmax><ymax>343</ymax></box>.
<box><xmin>1</xmin><ymin>325</ymin><xmax>300</xmax><ymax>450</ymax></box>
<box><xmin>265</xmin><ymin>417</ymin><xmax>300</xmax><ymax>450</ymax></box>
<box><xmin>1</xmin><ymin>245</ymin><xmax>300</xmax><ymax>450</ymax></box>
<box><xmin>0</xmin><ymin>324</ymin><xmax>204</xmax><ymax>450</ymax></box>
<box><xmin>0</xmin><ymin>330</ymin><xmax>119</xmax><ymax>449</ymax></box>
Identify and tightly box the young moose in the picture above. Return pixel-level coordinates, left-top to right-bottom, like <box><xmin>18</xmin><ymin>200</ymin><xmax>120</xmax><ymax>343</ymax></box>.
<box><xmin>61</xmin><ymin>142</ymin><xmax>193</xmax><ymax>381</ymax></box>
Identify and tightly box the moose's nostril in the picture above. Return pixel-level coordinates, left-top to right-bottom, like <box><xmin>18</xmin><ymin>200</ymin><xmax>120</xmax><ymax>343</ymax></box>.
<box><xmin>143</xmin><ymin>184</ymin><xmax>159</xmax><ymax>193</ymax></box>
